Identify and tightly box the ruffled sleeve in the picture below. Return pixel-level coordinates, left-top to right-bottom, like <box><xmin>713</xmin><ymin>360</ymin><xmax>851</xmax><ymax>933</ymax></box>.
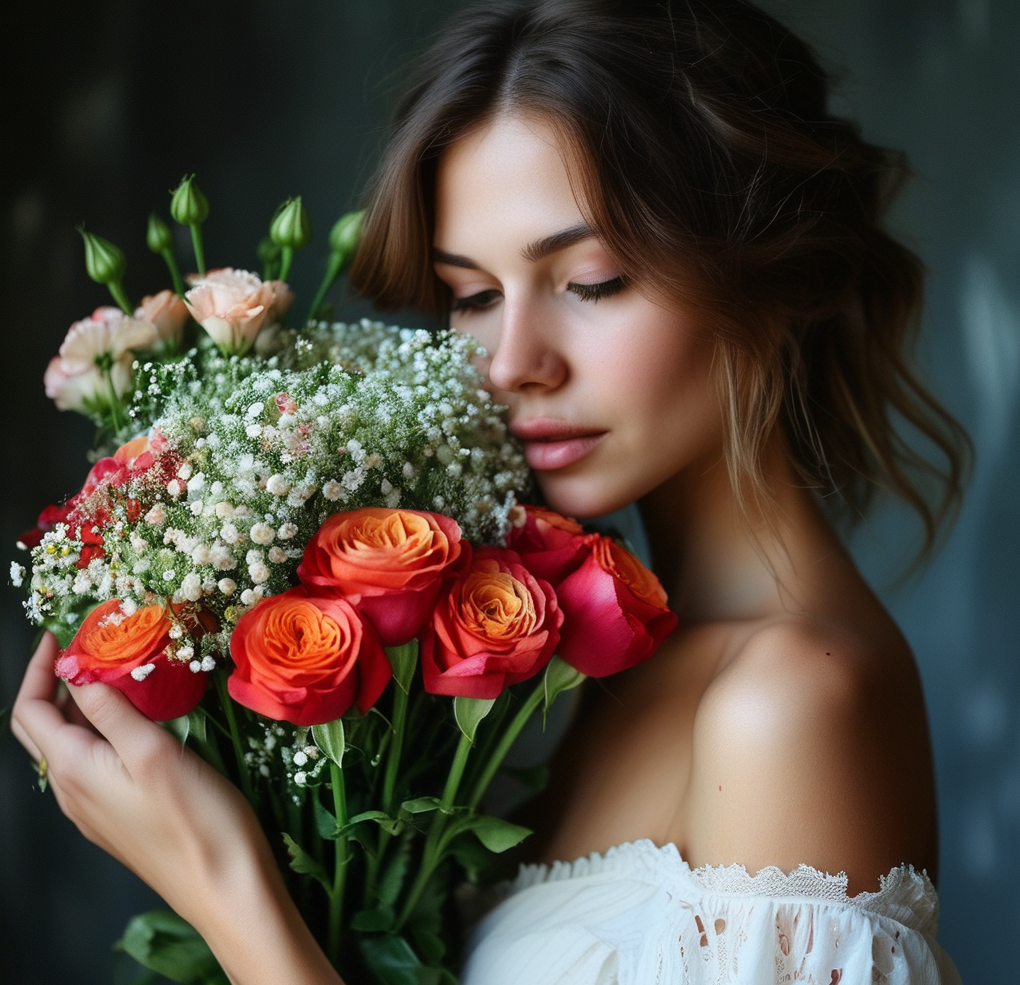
<box><xmin>460</xmin><ymin>840</ymin><xmax>962</xmax><ymax>985</ymax></box>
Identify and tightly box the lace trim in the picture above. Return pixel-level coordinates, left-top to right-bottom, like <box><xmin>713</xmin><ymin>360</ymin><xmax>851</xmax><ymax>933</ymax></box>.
<box><xmin>509</xmin><ymin>839</ymin><xmax>939</xmax><ymax>932</ymax></box>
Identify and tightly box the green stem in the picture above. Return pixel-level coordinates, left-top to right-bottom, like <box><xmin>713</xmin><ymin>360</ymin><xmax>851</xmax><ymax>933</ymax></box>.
<box><xmin>190</xmin><ymin>224</ymin><xmax>206</xmax><ymax>276</ymax></box>
<box><xmin>467</xmin><ymin>681</ymin><xmax>546</xmax><ymax>810</ymax></box>
<box><xmin>213</xmin><ymin>673</ymin><xmax>253</xmax><ymax>802</ymax></box>
<box><xmin>107</xmin><ymin>279</ymin><xmax>133</xmax><ymax>316</ymax></box>
<box><xmin>305</xmin><ymin>252</ymin><xmax>344</xmax><ymax>326</ymax></box>
<box><xmin>382</xmin><ymin>684</ymin><xmax>409</xmax><ymax>816</ymax></box>
<box><xmin>441</xmin><ymin>731</ymin><xmax>473</xmax><ymax>811</ymax></box>
<box><xmin>101</xmin><ymin>366</ymin><xmax>125</xmax><ymax>434</ymax></box>
<box><xmin>327</xmin><ymin>761</ymin><xmax>349</xmax><ymax>967</ymax></box>
<box><xmin>161</xmin><ymin>248</ymin><xmax>186</xmax><ymax>296</ymax></box>
<box><xmin>278</xmin><ymin>245</ymin><xmax>294</xmax><ymax>283</ymax></box>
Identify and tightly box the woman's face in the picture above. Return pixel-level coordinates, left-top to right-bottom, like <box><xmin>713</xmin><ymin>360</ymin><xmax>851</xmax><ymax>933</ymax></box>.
<box><xmin>433</xmin><ymin>113</ymin><xmax>724</xmax><ymax>518</ymax></box>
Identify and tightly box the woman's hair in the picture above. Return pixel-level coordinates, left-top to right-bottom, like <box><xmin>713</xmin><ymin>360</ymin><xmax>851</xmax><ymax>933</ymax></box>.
<box><xmin>349</xmin><ymin>0</ymin><xmax>969</xmax><ymax>552</ymax></box>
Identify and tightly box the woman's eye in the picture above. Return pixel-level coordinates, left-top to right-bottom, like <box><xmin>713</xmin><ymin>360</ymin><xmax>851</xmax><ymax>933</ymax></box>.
<box><xmin>450</xmin><ymin>289</ymin><xmax>502</xmax><ymax>313</ymax></box>
<box><xmin>567</xmin><ymin>276</ymin><xmax>626</xmax><ymax>303</ymax></box>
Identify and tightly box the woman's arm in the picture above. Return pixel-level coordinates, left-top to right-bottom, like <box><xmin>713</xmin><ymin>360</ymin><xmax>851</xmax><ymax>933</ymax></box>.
<box><xmin>11</xmin><ymin>633</ymin><xmax>345</xmax><ymax>985</ymax></box>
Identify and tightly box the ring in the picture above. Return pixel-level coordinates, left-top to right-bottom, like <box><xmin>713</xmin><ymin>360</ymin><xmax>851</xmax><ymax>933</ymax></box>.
<box><xmin>35</xmin><ymin>754</ymin><xmax>48</xmax><ymax>792</ymax></box>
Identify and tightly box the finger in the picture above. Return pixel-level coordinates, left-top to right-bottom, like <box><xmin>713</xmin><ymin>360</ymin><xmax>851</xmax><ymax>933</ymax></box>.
<box><xmin>64</xmin><ymin>678</ymin><xmax>167</xmax><ymax>766</ymax></box>
<box><xmin>10</xmin><ymin>632</ymin><xmax>65</xmax><ymax>763</ymax></box>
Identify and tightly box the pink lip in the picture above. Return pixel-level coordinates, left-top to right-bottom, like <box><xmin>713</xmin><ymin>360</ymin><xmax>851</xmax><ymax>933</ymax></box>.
<box><xmin>510</xmin><ymin>419</ymin><xmax>607</xmax><ymax>471</ymax></box>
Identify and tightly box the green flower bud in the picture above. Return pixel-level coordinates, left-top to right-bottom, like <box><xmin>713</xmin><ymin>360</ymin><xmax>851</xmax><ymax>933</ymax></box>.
<box><xmin>269</xmin><ymin>197</ymin><xmax>313</xmax><ymax>251</ymax></box>
<box><xmin>78</xmin><ymin>228</ymin><xmax>127</xmax><ymax>285</ymax></box>
<box><xmin>146</xmin><ymin>212</ymin><xmax>174</xmax><ymax>254</ymax></box>
<box><xmin>328</xmin><ymin>210</ymin><xmax>364</xmax><ymax>260</ymax></box>
<box><xmin>170</xmin><ymin>175</ymin><xmax>210</xmax><ymax>226</ymax></box>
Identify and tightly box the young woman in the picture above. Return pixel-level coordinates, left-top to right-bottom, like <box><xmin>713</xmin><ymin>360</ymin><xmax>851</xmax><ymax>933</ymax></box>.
<box><xmin>12</xmin><ymin>0</ymin><xmax>967</xmax><ymax>982</ymax></box>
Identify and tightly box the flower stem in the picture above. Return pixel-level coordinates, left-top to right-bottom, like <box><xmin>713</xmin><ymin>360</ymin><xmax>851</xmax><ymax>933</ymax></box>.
<box><xmin>101</xmin><ymin>365</ymin><xmax>125</xmax><ymax>435</ymax></box>
<box><xmin>278</xmin><ymin>245</ymin><xmax>294</xmax><ymax>283</ymax></box>
<box><xmin>327</xmin><ymin>761</ymin><xmax>349</xmax><ymax>967</ymax></box>
<box><xmin>466</xmin><ymin>681</ymin><xmax>546</xmax><ymax>810</ymax></box>
<box><xmin>107</xmin><ymin>279</ymin><xmax>133</xmax><ymax>316</ymax></box>
<box><xmin>305</xmin><ymin>252</ymin><xmax>344</xmax><ymax>326</ymax></box>
<box><xmin>161</xmin><ymin>248</ymin><xmax>186</xmax><ymax>296</ymax></box>
<box><xmin>213</xmin><ymin>672</ymin><xmax>253</xmax><ymax>803</ymax></box>
<box><xmin>190</xmin><ymin>224</ymin><xmax>206</xmax><ymax>277</ymax></box>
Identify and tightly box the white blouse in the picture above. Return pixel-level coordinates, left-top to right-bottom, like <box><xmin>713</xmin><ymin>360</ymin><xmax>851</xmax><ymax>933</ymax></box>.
<box><xmin>460</xmin><ymin>840</ymin><xmax>961</xmax><ymax>984</ymax></box>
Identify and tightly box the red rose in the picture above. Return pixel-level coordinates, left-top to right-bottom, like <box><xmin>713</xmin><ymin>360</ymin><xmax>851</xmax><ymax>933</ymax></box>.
<box><xmin>554</xmin><ymin>535</ymin><xmax>677</xmax><ymax>676</ymax></box>
<box><xmin>55</xmin><ymin>599</ymin><xmax>208</xmax><ymax>721</ymax></box>
<box><xmin>228</xmin><ymin>586</ymin><xmax>391</xmax><ymax>726</ymax></box>
<box><xmin>421</xmin><ymin>548</ymin><xmax>563</xmax><ymax>699</ymax></box>
<box><xmin>297</xmin><ymin>508</ymin><xmax>465</xmax><ymax>646</ymax></box>
<box><xmin>505</xmin><ymin>505</ymin><xmax>589</xmax><ymax>583</ymax></box>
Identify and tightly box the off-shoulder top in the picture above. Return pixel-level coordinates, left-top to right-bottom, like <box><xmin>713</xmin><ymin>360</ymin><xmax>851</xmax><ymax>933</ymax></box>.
<box><xmin>460</xmin><ymin>839</ymin><xmax>961</xmax><ymax>984</ymax></box>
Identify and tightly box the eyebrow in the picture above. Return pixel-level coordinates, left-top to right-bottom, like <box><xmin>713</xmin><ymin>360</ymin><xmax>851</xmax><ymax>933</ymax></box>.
<box><xmin>432</xmin><ymin>222</ymin><xmax>595</xmax><ymax>269</ymax></box>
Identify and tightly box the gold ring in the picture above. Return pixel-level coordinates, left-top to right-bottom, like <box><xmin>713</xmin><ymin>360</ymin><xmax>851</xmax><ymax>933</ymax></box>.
<box><xmin>36</xmin><ymin>754</ymin><xmax>48</xmax><ymax>792</ymax></box>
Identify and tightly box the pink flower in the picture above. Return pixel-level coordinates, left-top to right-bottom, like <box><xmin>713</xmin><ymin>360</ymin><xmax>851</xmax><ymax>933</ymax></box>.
<box><xmin>184</xmin><ymin>268</ymin><xmax>283</xmax><ymax>355</ymax></box>
<box><xmin>505</xmin><ymin>504</ymin><xmax>589</xmax><ymax>583</ymax></box>
<box><xmin>43</xmin><ymin>307</ymin><xmax>158</xmax><ymax>413</ymax></box>
<box><xmin>553</xmin><ymin>534</ymin><xmax>677</xmax><ymax>677</ymax></box>
<box><xmin>135</xmin><ymin>290</ymin><xmax>189</xmax><ymax>347</ymax></box>
<box><xmin>421</xmin><ymin>547</ymin><xmax>562</xmax><ymax>699</ymax></box>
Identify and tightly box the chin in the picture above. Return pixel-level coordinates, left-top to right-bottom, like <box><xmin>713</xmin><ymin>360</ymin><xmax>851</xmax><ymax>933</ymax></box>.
<box><xmin>533</xmin><ymin>475</ymin><xmax>635</xmax><ymax>522</ymax></box>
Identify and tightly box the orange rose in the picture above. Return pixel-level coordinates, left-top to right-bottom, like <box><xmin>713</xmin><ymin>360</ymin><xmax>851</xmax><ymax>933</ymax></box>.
<box><xmin>228</xmin><ymin>587</ymin><xmax>391</xmax><ymax>726</ymax></box>
<box><xmin>421</xmin><ymin>548</ymin><xmax>562</xmax><ymax>699</ymax></box>
<box><xmin>297</xmin><ymin>508</ymin><xmax>465</xmax><ymax>646</ymax></box>
<box><xmin>55</xmin><ymin>599</ymin><xmax>208</xmax><ymax>720</ymax></box>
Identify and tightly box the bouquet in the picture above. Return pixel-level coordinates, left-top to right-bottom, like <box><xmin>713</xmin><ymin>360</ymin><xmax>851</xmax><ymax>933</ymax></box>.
<box><xmin>13</xmin><ymin>177</ymin><xmax>678</xmax><ymax>984</ymax></box>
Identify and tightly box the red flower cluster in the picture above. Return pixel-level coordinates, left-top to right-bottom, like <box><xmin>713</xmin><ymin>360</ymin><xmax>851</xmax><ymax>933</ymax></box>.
<box><xmin>56</xmin><ymin>505</ymin><xmax>677</xmax><ymax>728</ymax></box>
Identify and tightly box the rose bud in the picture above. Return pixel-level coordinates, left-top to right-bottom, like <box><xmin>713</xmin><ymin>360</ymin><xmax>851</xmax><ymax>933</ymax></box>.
<box><xmin>55</xmin><ymin>599</ymin><xmax>209</xmax><ymax>721</ymax></box>
<box><xmin>228</xmin><ymin>586</ymin><xmax>391</xmax><ymax>727</ymax></box>
<box><xmin>170</xmin><ymin>174</ymin><xmax>210</xmax><ymax>226</ymax></box>
<box><xmin>554</xmin><ymin>535</ymin><xmax>677</xmax><ymax>677</ymax></box>
<box><xmin>298</xmin><ymin>508</ymin><xmax>465</xmax><ymax>646</ymax></box>
<box><xmin>421</xmin><ymin>547</ymin><xmax>562</xmax><ymax>699</ymax></box>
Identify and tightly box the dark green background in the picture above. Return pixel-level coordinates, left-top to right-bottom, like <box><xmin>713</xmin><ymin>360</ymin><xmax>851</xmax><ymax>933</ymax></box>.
<box><xmin>2</xmin><ymin>2</ymin><xmax>1015</xmax><ymax>982</ymax></box>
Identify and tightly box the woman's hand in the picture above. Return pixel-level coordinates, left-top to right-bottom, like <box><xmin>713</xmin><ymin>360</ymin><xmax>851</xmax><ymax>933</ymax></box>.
<box><xmin>10</xmin><ymin>632</ymin><xmax>344</xmax><ymax>985</ymax></box>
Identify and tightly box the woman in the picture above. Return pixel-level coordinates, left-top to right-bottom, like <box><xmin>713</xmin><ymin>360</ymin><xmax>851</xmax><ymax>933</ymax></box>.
<box><xmin>12</xmin><ymin>0</ymin><xmax>967</xmax><ymax>982</ymax></box>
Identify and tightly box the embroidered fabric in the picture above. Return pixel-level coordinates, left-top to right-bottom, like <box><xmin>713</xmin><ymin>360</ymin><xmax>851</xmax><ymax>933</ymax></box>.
<box><xmin>461</xmin><ymin>840</ymin><xmax>961</xmax><ymax>985</ymax></box>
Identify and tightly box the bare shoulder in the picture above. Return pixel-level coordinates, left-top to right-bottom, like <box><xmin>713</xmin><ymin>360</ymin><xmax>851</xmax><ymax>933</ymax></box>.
<box><xmin>681</xmin><ymin>616</ymin><xmax>938</xmax><ymax>893</ymax></box>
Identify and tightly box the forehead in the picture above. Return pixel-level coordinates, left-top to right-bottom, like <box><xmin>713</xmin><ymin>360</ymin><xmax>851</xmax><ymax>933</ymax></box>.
<box><xmin>433</xmin><ymin>113</ymin><xmax>590</xmax><ymax>246</ymax></box>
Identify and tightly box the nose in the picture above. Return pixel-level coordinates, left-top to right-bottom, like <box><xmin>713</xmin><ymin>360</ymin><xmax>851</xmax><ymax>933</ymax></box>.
<box><xmin>485</xmin><ymin>296</ymin><xmax>568</xmax><ymax>394</ymax></box>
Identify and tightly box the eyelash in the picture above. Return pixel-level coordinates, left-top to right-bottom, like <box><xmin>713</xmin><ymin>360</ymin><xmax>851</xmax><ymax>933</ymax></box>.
<box><xmin>449</xmin><ymin>277</ymin><xmax>626</xmax><ymax>313</ymax></box>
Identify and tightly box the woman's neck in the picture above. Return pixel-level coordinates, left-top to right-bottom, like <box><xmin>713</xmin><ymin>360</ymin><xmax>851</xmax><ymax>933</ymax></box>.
<box><xmin>637</xmin><ymin>444</ymin><xmax>848</xmax><ymax>625</ymax></box>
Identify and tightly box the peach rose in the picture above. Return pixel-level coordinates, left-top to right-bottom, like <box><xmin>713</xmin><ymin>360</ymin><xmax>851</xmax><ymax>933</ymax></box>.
<box><xmin>44</xmin><ymin>307</ymin><xmax>158</xmax><ymax>412</ymax></box>
<box><xmin>421</xmin><ymin>548</ymin><xmax>562</xmax><ymax>699</ymax></box>
<box><xmin>184</xmin><ymin>268</ymin><xmax>280</xmax><ymax>355</ymax></box>
<box><xmin>554</xmin><ymin>534</ymin><xmax>677</xmax><ymax>677</ymax></box>
<box><xmin>297</xmin><ymin>508</ymin><xmax>465</xmax><ymax>646</ymax></box>
<box><xmin>55</xmin><ymin>599</ymin><xmax>208</xmax><ymax>720</ymax></box>
<box><xmin>135</xmin><ymin>290</ymin><xmax>189</xmax><ymax>346</ymax></box>
<box><xmin>228</xmin><ymin>587</ymin><xmax>391</xmax><ymax>726</ymax></box>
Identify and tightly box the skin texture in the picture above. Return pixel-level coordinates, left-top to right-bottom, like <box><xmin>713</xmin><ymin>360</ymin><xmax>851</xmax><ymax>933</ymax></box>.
<box><xmin>11</xmin><ymin>111</ymin><xmax>938</xmax><ymax>984</ymax></box>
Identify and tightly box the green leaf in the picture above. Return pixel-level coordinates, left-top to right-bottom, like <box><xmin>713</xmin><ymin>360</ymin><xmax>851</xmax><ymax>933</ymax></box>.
<box><xmin>377</xmin><ymin>836</ymin><xmax>412</xmax><ymax>909</ymax></box>
<box><xmin>116</xmin><ymin>910</ymin><xmax>225</xmax><ymax>984</ymax></box>
<box><xmin>448</xmin><ymin>832</ymin><xmax>497</xmax><ymax>882</ymax></box>
<box><xmin>359</xmin><ymin>934</ymin><xmax>441</xmax><ymax>985</ymax></box>
<box><xmin>281</xmin><ymin>832</ymin><xmax>330</xmax><ymax>891</ymax></box>
<box><xmin>400</xmin><ymin>796</ymin><xmax>443</xmax><ymax>815</ymax></box>
<box><xmin>386</xmin><ymin>641</ymin><xmax>419</xmax><ymax>694</ymax></box>
<box><xmin>313</xmin><ymin>795</ymin><xmax>339</xmax><ymax>839</ymax></box>
<box><xmin>464</xmin><ymin>815</ymin><xmax>532</xmax><ymax>853</ymax></box>
<box><xmin>453</xmin><ymin>696</ymin><xmax>496</xmax><ymax>744</ymax></box>
<box><xmin>163</xmin><ymin>708</ymin><xmax>207</xmax><ymax>748</ymax></box>
<box><xmin>311</xmin><ymin>718</ymin><xmax>345</xmax><ymax>767</ymax></box>
<box><xmin>543</xmin><ymin>655</ymin><xmax>586</xmax><ymax>710</ymax></box>
<box><xmin>411</xmin><ymin>928</ymin><xmax>446</xmax><ymax>966</ymax></box>
<box><xmin>350</xmin><ymin>904</ymin><xmax>396</xmax><ymax>932</ymax></box>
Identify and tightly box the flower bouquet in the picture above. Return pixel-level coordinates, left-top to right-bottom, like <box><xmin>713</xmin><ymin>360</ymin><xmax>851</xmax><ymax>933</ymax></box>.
<box><xmin>14</xmin><ymin>178</ymin><xmax>678</xmax><ymax>985</ymax></box>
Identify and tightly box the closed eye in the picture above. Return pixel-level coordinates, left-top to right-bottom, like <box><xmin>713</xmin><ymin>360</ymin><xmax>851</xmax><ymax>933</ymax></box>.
<box><xmin>567</xmin><ymin>277</ymin><xmax>626</xmax><ymax>303</ymax></box>
<box><xmin>450</xmin><ymin>289</ymin><xmax>502</xmax><ymax>313</ymax></box>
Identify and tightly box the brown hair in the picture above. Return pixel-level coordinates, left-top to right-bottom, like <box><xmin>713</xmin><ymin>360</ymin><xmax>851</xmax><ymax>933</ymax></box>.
<box><xmin>349</xmin><ymin>0</ymin><xmax>969</xmax><ymax>552</ymax></box>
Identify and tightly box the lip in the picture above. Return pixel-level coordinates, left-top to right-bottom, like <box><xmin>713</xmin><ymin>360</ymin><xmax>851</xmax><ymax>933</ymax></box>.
<box><xmin>510</xmin><ymin>418</ymin><xmax>608</xmax><ymax>471</ymax></box>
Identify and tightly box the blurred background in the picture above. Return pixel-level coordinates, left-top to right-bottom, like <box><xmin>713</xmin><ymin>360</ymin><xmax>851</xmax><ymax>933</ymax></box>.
<box><xmin>0</xmin><ymin>1</ymin><xmax>1015</xmax><ymax>981</ymax></box>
